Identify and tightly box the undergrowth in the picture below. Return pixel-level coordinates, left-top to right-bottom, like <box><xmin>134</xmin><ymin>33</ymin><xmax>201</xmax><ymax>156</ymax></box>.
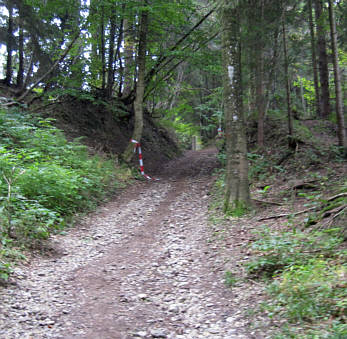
<box><xmin>0</xmin><ymin>108</ymin><xmax>130</xmax><ymax>281</ymax></box>
<box><xmin>214</xmin><ymin>140</ymin><xmax>346</xmax><ymax>337</ymax></box>
<box><xmin>247</xmin><ymin>226</ymin><xmax>346</xmax><ymax>338</ymax></box>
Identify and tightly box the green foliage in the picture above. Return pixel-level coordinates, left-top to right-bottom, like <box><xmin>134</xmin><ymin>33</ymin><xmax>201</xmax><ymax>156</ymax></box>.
<box><xmin>269</xmin><ymin>259</ymin><xmax>347</xmax><ymax>323</ymax></box>
<box><xmin>160</xmin><ymin>106</ymin><xmax>199</xmax><ymax>148</ymax></box>
<box><xmin>293</xmin><ymin>76</ymin><xmax>315</xmax><ymax>110</ymax></box>
<box><xmin>216</xmin><ymin>149</ymin><xmax>226</xmax><ymax>166</ymax></box>
<box><xmin>0</xmin><ymin>108</ymin><xmax>123</xmax><ymax>281</ymax></box>
<box><xmin>224</xmin><ymin>270</ymin><xmax>238</xmax><ymax>287</ymax></box>
<box><xmin>246</xmin><ymin>225</ymin><xmax>346</xmax><ymax>337</ymax></box>
<box><xmin>224</xmin><ymin>200</ymin><xmax>250</xmax><ymax>217</ymax></box>
<box><xmin>246</xmin><ymin>227</ymin><xmax>343</xmax><ymax>278</ymax></box>
<box><xmin>247</xmin><ymin>152</ymin><xmax>284</xmax><ymax>182</ymax></box>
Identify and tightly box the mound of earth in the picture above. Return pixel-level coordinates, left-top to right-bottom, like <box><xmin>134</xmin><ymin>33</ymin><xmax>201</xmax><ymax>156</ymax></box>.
<box><xmin>33</xmin><ymin>95</ymin><xmax>181</xmax><ymax>172</ymax></box>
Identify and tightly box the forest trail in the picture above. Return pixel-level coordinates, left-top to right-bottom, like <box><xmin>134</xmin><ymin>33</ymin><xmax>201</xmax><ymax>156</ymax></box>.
<box><xmin>0</xmin><ymin>148</ymin><xmax>262</xmax><ymax>339</ymax></box>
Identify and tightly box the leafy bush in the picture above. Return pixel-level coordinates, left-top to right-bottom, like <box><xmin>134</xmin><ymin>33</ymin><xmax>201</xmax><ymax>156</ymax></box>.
<box><xmin>0</xmin><ymin>108</ymin><xmax>124</xmax><ymax>281</ymax></box>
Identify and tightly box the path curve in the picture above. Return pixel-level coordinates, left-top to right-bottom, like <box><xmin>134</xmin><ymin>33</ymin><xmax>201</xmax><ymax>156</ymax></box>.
<box><xmin>0</xmin><ymin>148</ymin><xmax>256</xmax><ymax>339</ymax></box>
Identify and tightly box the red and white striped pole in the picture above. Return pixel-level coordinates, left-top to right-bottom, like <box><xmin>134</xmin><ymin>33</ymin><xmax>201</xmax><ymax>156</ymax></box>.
<box><xmin>131</xmin><ymin>139</ymin><xmax>158</xmax><ymax>180</ymax></box>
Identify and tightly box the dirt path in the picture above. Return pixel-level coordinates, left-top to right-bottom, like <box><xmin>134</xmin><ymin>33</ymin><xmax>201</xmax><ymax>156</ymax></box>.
<box><xmin>0</xmin><ymin>148</ymin><xmax>263</xmax><ymax>339</ymax></box>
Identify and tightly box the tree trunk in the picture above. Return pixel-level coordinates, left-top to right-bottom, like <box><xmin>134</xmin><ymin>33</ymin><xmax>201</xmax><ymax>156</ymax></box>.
<box><xmin>89</xmin><ymin>0</ymin><xmax>100</xmax><ymax>86</ymax></box>
<box><xmin>122</xmin><ymin>16</ymin><xmax>135</xmax><ymax>98</ymax></box>
<box><xmin>282</xmin><ymin>13</ymin><xmax>295</xmax><ymax>149</ymax></box>
<box><xmin>17</xmin><ymin>34</ymin><xmax>80</xmax><ymax>102</ymax></box>
<box><xmin>299</xmin><ymin>76</ymin><xmax>307</xmax><ymax>117</ymax></box>
<box><xmin>221</xmin><ymin>1</ymin><xmax>250</xmax><ymax>213</ymax></box>
<box><xmin>328</xmin><ymin>0</ymin><xmax>346</xmax><ymax>153</ymax></box>
<box><xmin>116</xmin><ymin>17</ymin><xmax>124</xmax><ymax>97</ymax></box>
<box><xmin>256</xmin><ymin>47</ymin><xmax>265</xmax><ymax>148</ymax></box>
<box><xmin>100</xmin><ymin>6</ymin><xmax>106</xmax><ymax>91</ymax></box>
<box><xmin>308</xmin><ymin>0</ymin><xmax>321</xmax><ymax>118</ymax></box>
<box><xmin>255</xmin><ymin>0</ymin><xmax>265</xmax><ymax>149</ymax></box>
<box><xmin>122</xmin><ymin>5</ymin><xmax>148</xmax><ymax>163</ymax></box>
<box><xmin>5</xmin><ymin>1</ymin><xmax>14</xmax><ymax>86</ymax></box>
<box><xmin>23</xmin><ymin>53</ymin><xmax>34</xmax><ymax>90</ymax></box>
<box><xmin>106</xmin><ymin>10</ymin><xmax>116</xmax><ymax>98</ymax></box>
<box><xmin>16</xmin><ymin>13</ymin><xmax>24</xmax><ymax>89</ymax></box>
<box><xmin>314</xmin><ymin>0</ymin><xmax>331</xmax><ymax>119</ymax></box>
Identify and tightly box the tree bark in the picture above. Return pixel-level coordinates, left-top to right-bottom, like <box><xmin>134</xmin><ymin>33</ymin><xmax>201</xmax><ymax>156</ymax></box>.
<box><xmin>255</xmin><ymin>0</ymin><xmax>265</xmax><ymax>148</ymax></box>
<box><xmin>5</xmin><ymin>0</ymin><xmax>14</xmax><ymax>86</ymax></box>
<box><xmin>122</xmin><ymin>16</ymin><xmax>135</xmax><ymax>98</ymax></box>
<box><xmin>23</xmin><ymin>53</ymin><xmax>34</xmax><ymax>90</ymax></box>
<box><xmin>106</xmin><ymin>9</ymin><xmax>117</xmax><ymax>98</ymax></box>
<box><xmin>16</xmin><ymin>12</ymin><xmax>24</xmax><ymax>89</ymax></box>
<box><xmin>122</xmin><ymin>5</ymin><xmax>148</xmax><ymax>163</ymax></box>
<box><xmin>89</xmin><ymin>0</ymin><xmax>99</xmax><ymax>86</ymax></box>
<box><xmin>116</xmin><ymin>17</ymin><xmax>124</xmax><ymax>97</ymax></box>
<box><xmin>328</xmin><ymin>0</ymin><xmax>346</xmax><ymax>153</ymax></box>
<box><xmin>308</xmin><ymin>0</ymin><xmax>321</xmax><ymax>118</ymax></box>
<box><xmin>314</xmin><ymin>0</ymin><xmax>331</xmax><ymax>118</ymax></box>
<box><xmin>100</xmin><ymin>6</ymin><xmax>106</xmax><ymax>91</ymax></box>
<box><xmin>221</xmin><ymin>1</ymin><xmax>250</xmax><ymax>212</ymax></box>
<box><xmin>282</xmin><ymin>13</ymin><xmax>295</xmax><ymax>149</ymax></box>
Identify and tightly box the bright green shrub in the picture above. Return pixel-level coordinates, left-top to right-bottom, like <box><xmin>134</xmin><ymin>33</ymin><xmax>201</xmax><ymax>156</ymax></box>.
<box><xmin>0</xmin><ymin>107</ymin><xmax>122</xmax><ymax>281</ymax></box>
<box><xmin>18</xmin><ymin>164</ymin><xmax>83</xmax><ymax>214</ymax></box>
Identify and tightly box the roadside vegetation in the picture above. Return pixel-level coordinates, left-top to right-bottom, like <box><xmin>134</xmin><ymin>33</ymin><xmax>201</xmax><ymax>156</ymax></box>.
<box><xmin>210</xmin><ymin>118</ymin><xmax>346</xmax><ymax>338</ymax></box>
<box><xmin>0</xmin><ymin>107</ymin><xmax>131</xmax><ymax>281</ymax></box>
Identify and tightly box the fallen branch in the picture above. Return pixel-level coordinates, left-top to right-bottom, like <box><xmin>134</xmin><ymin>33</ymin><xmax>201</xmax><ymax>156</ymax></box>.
<box><xmin>258</xmin><ymin>205</ymin><xmax>318</xmax><ymax>221</ymax></box>
<box><xmin>327</xmin><ymin>192</ymin><xmax>347</xmax><ymax>201</ymax></box>
<box><xmin>252</xmin><ymin>198</ymin><xmax>283</xmax><ymax>206</ymax></box>
<box><xmin>258</xmin><ymin>193</ymin><xmax>346</xmax><ymax>221</ymax></box>
<box><xmin>328</xmin><ymin>204</ymin><xmax>347</xmax><ymax>219</ymax></box>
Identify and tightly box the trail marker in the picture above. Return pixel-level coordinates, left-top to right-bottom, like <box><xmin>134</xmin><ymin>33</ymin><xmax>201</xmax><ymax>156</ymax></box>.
<box><xmin>131</xmin><ymin>139</ymin><xmax>159</xmax><ymax>180</ymax></box>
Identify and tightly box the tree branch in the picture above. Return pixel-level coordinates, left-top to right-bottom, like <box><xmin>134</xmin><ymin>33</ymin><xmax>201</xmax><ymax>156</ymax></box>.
<box><xmin>16</xmin><ymin>33</ymin><xmax>80</xmax><ymax>102</ymax></box>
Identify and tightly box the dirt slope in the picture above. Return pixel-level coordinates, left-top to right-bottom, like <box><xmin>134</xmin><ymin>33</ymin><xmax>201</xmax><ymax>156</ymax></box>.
<box><xmin>35</xmin><ymin>97</ymin><xmax>181</xmax><ymax>172</ymax></box>
<box><xmin>0</xmin><ymin>148</ymin><xmax>270</xmax><ymax>339</ymax></box>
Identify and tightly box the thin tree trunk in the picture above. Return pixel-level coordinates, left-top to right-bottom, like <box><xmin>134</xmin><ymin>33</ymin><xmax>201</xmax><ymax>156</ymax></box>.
<box><xmin>282</xmin><ymin>14</ymin><xmax>295</xmax><ymax>149</ymax></box>
<box><xmin>299</xmin><ymin>76</ymin><xmax>307</xmax><ymax>117</ymax></box>
<box><xmin>115</xmin><ymin>17</ymin><xmax>124</xmax><ymax>97</ymax></box>
<box><xmin>256</xmin><ymin>51</ymin><xmax>265</xmax><ymax>148</ymax></box>
<box><xmin>122</xmin><ymin>15</ymin><xmax>135</xmax><ymax>98</ymax></box>
<box><xmin>221</xmin><ymin>1</ymin><xmax>250</xmax><ymax>212</ymax></box>
<box><xmin>256</xmin><ymin>0</ymin><xmax>265</xmax><ymax>149</ymax></box>
<box><xmin>106</xmin><ymin>10</ymin><xmax>116</xmax><ymax>98</ymax></box>
<box><xmin>100</xmin><ymin>6</ymin><xmax>106</xmax><ymax>91</ymax></box>
<box><xmin>264</xmin><ymin>26</ymin><xmax>280</xmax><ymax>115</ymax></box>
<box><xmin>16</xmin><ymin>13</ymin><xmax>24</xmax><ymax>89</ymax></box>
<box><xmin>89</xmin><ymin>0</ymin><xmax>99</xmax><ymax>86</ymax></box>
<box><xmin>23</xmin><ymin>53</ymin><xmax>34</xmax><ymax>90</ymax></box>
<box><xmin>328</xmin><ymin>0</ymin><xmax>346</xmax><ymax>153</ymax></box>
<box><xmin>308</xmin><ymin>0</ymin><xmax>321</xmax><ymax>118</ymax></box>
<box><xmin>5</xmin><ymin>1</ymin><xmax>14</xmax><ymax>86</ymax></box>
<box><xmin>122</xmin><ymin>5</ymin><xmax>148</xmax><ymax>163</ymax></box>
<box><xmin>169</xmin><ymin>64</ymin><xmax>185</xmax><ymax>110</ymax></box>
<box><xmin>314</xmin><ymin>0</ymin><xmax>331</xmax><ymax>118</ymax></box>
<box><xmin>17</xmin><ymin>34</ymin><xmax>80</xmax><ymax>102</ymax></box>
